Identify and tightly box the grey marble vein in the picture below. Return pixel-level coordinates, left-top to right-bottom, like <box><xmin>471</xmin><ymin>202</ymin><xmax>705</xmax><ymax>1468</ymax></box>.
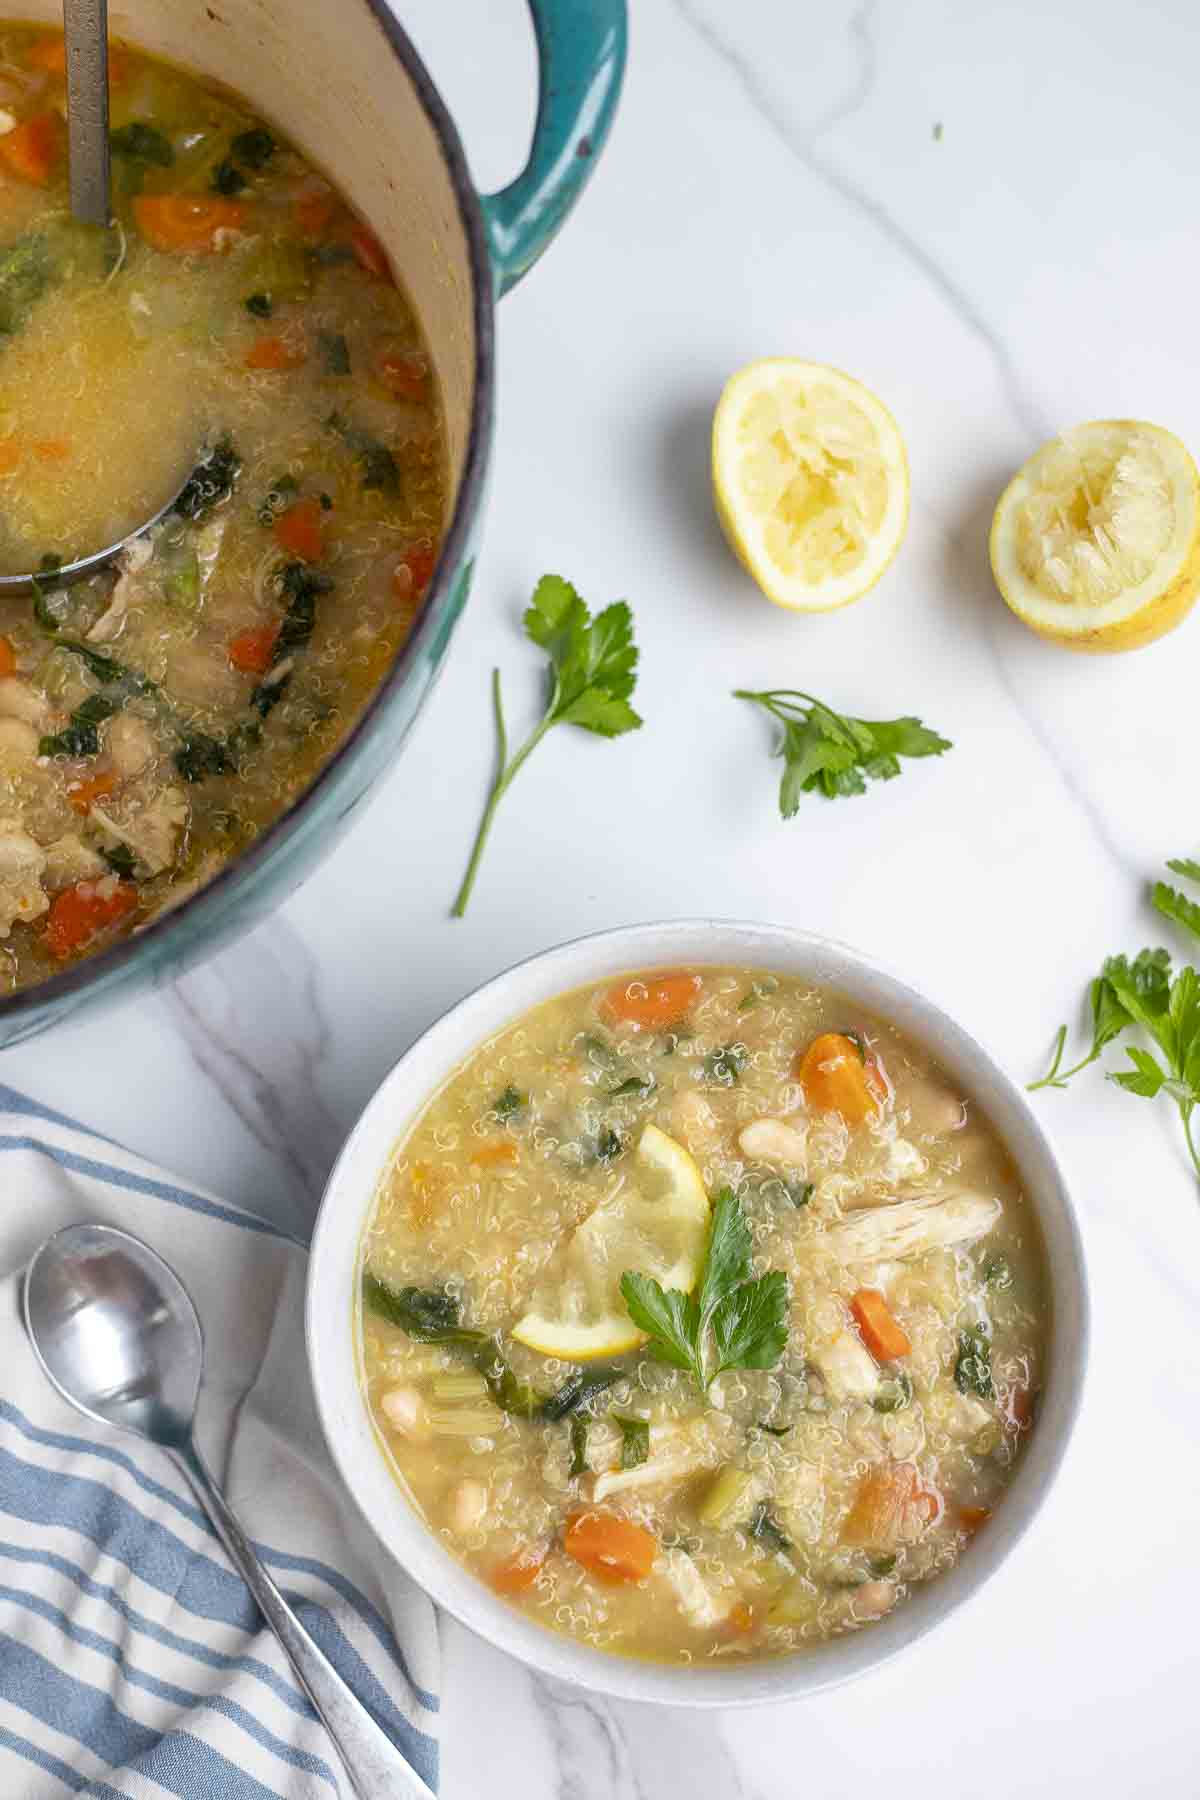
<box><xmin>531</xmin><ymin>1674</ymin><xmax>765</xmax><ymax>1800</ymax></box>
<box><xmin>164</xmin><ymin>915</ymin><xmax>342</xmax><ymax>1236</ymax></box>
<box><xmin>672</xmin><ymin>0</ymin><xmax>1051</xmax><ymax>447</ymax></box>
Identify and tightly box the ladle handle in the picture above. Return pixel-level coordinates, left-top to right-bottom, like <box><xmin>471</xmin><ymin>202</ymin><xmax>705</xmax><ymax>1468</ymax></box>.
<box><xmin>63</xmin><ymin>0</ymin><xmax>111</xmax><ymax>226</ymax></box>
<box><xmin>173</xmin><ymin>1439</ymin><xmax>434</xmax><ymax>1800</ymax></box>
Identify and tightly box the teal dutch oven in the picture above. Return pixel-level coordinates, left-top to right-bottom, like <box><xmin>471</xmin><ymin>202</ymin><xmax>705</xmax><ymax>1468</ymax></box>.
<box><xmin>0</xmin><ymin>0</ymin><xmax>626</xmax><ymax>1046</ymax></box>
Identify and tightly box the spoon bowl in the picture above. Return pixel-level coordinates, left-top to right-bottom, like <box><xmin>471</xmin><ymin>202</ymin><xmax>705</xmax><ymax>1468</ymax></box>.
<box><xmin>23</xmin><ymin>1220</ymin><xmax>432</xmax><ymax>1799</ymax></box>
<box><xmin>23</xmin><ymin>1222</ymin><xmax>201</xmax><ymax>1443</ymax></box>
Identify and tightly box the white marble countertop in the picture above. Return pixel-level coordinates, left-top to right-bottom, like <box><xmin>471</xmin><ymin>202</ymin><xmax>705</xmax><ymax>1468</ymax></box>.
<box><xmin>10</xmin><ymin>0</ymin><xmax>1200</xmax><ymax>1792</ymax></box>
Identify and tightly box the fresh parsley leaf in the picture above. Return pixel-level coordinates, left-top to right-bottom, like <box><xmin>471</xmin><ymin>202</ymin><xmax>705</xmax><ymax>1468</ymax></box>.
<box><xmin>608</xmin><ymin>1075</ymin><xmax>655</xmax><ymax>1098</ymax></box>
<box><xmin>211</xmin><ymin>157</ymin><xmax>247</xmax><ymax>196</ymax></box>
<box><xmin>1029</xmin><ymin>948</ymin><xmax>1171</xmax><ymax>1090</ymax></box>
<box><xmin>872</xmin><ymin>1370</ymin><xmax>913</xmax><ymax>1413</ymax></box>
<box><xmin>1167</xmin><ymin>858</ymin><xmax>1200</xmax><ymax>887</ymax></box>
<box><xmin>569</xmin><ymin>1416</ymin><xmax>589</xmax><ymax>1478</ymax></box>
<box><xmin>231</xmin><ymin>127</ymin><xmax>276</xmax><ymax>168</ymax></box>
<box><xmin>984</xmin><ymin>1255</ymin><xmax>1013</xmax><ymax>1291</ymax></box>
<box><xmin>595</xmin><ymin>1128</ymin><xmax>623</xmax><ymax>1164</ymax></box>
<box><xmin>755</xmin><ymin>1419</ymin><xmax>791</xmax><ymax>1437</ymax></box>
<box><xmin>101</xmin><ymin>842</ymin><xmax>137</xmax><ymax>880</ymax></box>
<box><xmin>618</xmin><ymin>1187</ymin><xmax>788</xmax><ymax>1399</ymax></box>
<box><xmin>245</xmin><ymin>291</ymin><xmax>272</xmax><ymax>319</ymax></box>
<box><xmin>612</xmin><ymin>1413</ymin><xmax>650</xmax><ymax>1469</ymax></box>
<box><xmin>39</xmin><ymin>691</ymin><xmax>119</xmax><ymax>758</ymax></box>
<box><xmin>176</xmin><ymin>436</ymin><xmax>240</xmax><ymax>521</ymax></box>
<box><xmin>325</xmin><ymin>410</ymin><xmax>399</xmax><ymax>494</ymax></box>
<box><xmin>492</xmin><ymin>1085</ymin><xmax>526</xmax><ymax>1122</ymax></box>
<box><xmin>711</xmin><ymin>1269</ymin><xmax>789</xmax><ymax>1376</ymax></box>
<box><xmin>738</xmin><ymin>977</ymin><xmax>778</xmax><ymax>1012</ymax></box>
<box><xmin>704</xmin><ymin>1043</ymin><xmax>747</xmax><ymax>1085</ymax></box>
<box><xmin>451</xmin><ymin>575</ymin><xmax>642</xmax><ymax>915</ymax></box>
<box><xmin>0</xmin><ymin>232</ymin><xmax>54</xmax><ymax>338</ymax></box>
<box><xmin>748</xmin><ymin>1502</ymin><xmax>791</xmax><ymax>1554</ymax></box>
<box><xmin>735</xmin><ymin>688</ymin><xmax>951</xmax><ymax>819</ymax></box>
<box><xmin>318</xmin><ymin>329</ymin><xmax>351</xmax><ymax>376</ymax></box>
<box><xmin>110</xmin><ymin>122</ymin><xmax>174</xmax><ymax>166</ymax></box>
<box><xmin>619</xmin><ymin>1273</ymin><xmax>701</xmax><ymax>1378</ymax></box>
<box><xmin>954</xmin><ymin>1326</ymin><xmax>993</xmax><ymax>1399</ymax></box>
<box><xmin>1153</xmin><ymin>879</ymin><xmax>1200</xmax><ymax>944</ymax></box>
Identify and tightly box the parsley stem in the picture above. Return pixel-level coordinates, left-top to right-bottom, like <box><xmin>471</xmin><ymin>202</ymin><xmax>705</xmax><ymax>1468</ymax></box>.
<box><xmin>450</xmin><ymin>670</ymin><xmax>554</xmax><ymax>917</ymax></box>
<box><xmin>1028</xmin><ymin>1031</ymin><xmax>1100</xmax><ymax>1092</ymax></box>
<box><xmin>1183</xmin><ymin>1106</ymin><xmax>1200</xmax><ymax>1183</ymax></box>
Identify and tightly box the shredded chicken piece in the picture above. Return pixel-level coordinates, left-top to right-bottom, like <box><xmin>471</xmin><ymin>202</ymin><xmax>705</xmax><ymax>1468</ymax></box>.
<box><xmin>43</xmin><ymin>834</ymin><xmax>106</xmax><ymax>889</ymax></box>
<box><xmin>0</xmin><ymin>718</ymin><xmax>39</xmax><ymax>759</ymax></box>
<box><xmin>0</xmin><ymin>678</ymin><xmax>50</xmax><ymax>727</ymax></box>
<box><xmin>0</xmin><ymin>828</ymin><xmax>47</xmax><ymax>935</ymax></box>
<box><xmin>378</xmin><ymin>1386</ymin><xmax>430</xmax><ymax>1443</ymax></box>
<box><xmin>809</xmin><ymin>1316</ymin><xmax>879</xmax><ymax>1401</ymax></box>
<box><xmin>91</xmin><ymin>784</ymin><xmax>188</xmax><ymax>876</ymax></box>
<box><xmin>104</xmin><ymin>712</ymin><xmax>156</xmax><ymax>778</ymax></box>
<box><xmin>659</xmin><ymin>1548</ymin><xmax>724</xmax><ymax>1629</ymax></box>
<box><xmin>670</xmin><ymin>1089</ymin><xmax>722</xmax><ymax>1156</ymax></box>
<box><xmin>738</xmin><ymin>1117</ymin><xmax>808</xmax><ymax>1170</ymax></box>
<box><xmin>827</xmin><ymin>1191</ymin><xmax>1001</xmax><ymax>1264</ymax></box>
<box><xmin>447</xmin><ymin>1479</ymin><xmax>488</xmax><ymax>1534</ymax></box>
<box><xmin>87</xmin><ymin>533</ymin><xmax>155</xmax><ymax>643</ymax></box>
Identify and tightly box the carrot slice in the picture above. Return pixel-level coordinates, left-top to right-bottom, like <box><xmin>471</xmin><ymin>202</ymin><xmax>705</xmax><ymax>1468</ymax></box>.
<box><xmin>471</xmin><ymin>1141</ymin><xmax>518</xmax><ymax>1170</ymax></box>
<box><xmin>43</xmin><ymin>880</ymin><xmax>137</xmax><ymax>958</ymax></box>
<box><xmin>244</xmin><ymin>333</ymin><xmax>307</xmax><ymax>371</ymax></box>
<box><xmin>392</xmin><ymin>542</ymin><xmax>436</xmax><ymax>610</ymax></box>
<box><xmin>564</xmin><ymin>1510</ymin><xmax>657</xmax><ymax>1585</ymax></box>
<box><xmin>959</xmin><ymin>1506</ymin><xmax>991</xmax><ymax>1536</ymax></box>
<box><xmin>274</xmin><ymin>496</ymin><xmax>325</xmax><ymax>561</ymax></box>
<box><xmin>26</xmin><ymin>36</ymin><xmax>129</xmax><ymax>82</ymax></box>
<box><xmin>0</xmin><ymin>636</ymin><xmax>16</xmax><ymax>678</ymax></box>
<box><xmin>294</xmin><ymin>185</ymin><xmax>337</xmax><ymax>236</ymax></box>
<box><xmin>228</xmin><ymin>627</ymin><xmax>279</xmax><ymax>676</ymax></box>
<box><xmin>795</xmin><ymin>1032</ymin><xmax>883</xmax><ymax>1125</ymax></box>
<box><xmin>843</xmin><ymin>1463</ymin><xmax>940</xmax><ymax>1549</ymax></box>
<box><xmin>850</xmin><ymin>1289</ymin><xmax>911</xmax><ymax>1362</ymax></box>
<box><xmin>375</xmin><ymin>346</ymin><xmax>428</xmax><ymax>401</ymax></box>
<box><xmin>490</xmin><ymin>1547</ymin><xmax>545</xmax><ymax>1596</ymax></box>
<box><xmin>0</xmin><ymin>439</ymin><xmax>18</xmax><ymax>476</ymax></box>
<box><xmin>66</xmin><ymin>771</ymin><xmax>118</xmax><ymax>816</ymax></box>
<box><xmin>0</xmin><ymin>112</ymin><xmax>63</xmax><ymax>186</ymax></box>
<box><xmin>724</xmin><ymin>1601</ymin><xmax>756</xmax><ymax>1638</ymax></box>
<box><xmin>32</xmin><ymin>438</ymin><xmax>70</xmax><ymax>463</ymax></box>
<box><xmin>350</xmin><ymin>224</ymin><xmax>391</xmax><ymax>281</ymax></box>
<box><xmin>600</xmin><ymin>971</ymin><xmax>702</xmax><ymax>1031</ymax></box>
<box><xmin>133</xmin><ymin>194</ymin><xmax>246</xmax><ymax>253</ymax></box>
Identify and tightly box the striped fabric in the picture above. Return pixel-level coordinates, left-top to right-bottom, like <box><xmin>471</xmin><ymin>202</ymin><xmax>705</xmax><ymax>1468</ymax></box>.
<box><xmin>0</xmin><ymin>1084</ymin><xmax>440</xmax><ymax>1798</ymax></box>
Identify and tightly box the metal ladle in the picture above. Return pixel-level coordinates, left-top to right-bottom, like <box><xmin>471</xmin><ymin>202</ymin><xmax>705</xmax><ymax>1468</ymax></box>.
<box><xmin>23</xmin><ymin>1222</ymin><xmax>434</xmax><ymax>1800</ymax></box>
<box><xmin>0</xmin><ymin>0</ymin><xmax>192</xmax><ymax>596</ymax></box>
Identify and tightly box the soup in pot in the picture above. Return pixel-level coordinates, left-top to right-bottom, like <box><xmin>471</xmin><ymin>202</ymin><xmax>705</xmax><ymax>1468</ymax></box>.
<box><xmin>358</xmin><ymin>966</ymin><xmax>1048</xmax><ymax>1665</ymax></box>
<box><xmin>0</xmin><ymin>26</ymin><xmax>446</xmax><ymax>989</ymax></box>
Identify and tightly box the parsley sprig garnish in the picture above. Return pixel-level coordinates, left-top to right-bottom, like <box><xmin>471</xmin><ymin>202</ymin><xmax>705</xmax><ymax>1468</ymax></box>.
<box><xmin>451</xmin><ymin>575</ymin><xmax>641</xmax><ymax>915</ymax></box>
<box><xmin>619</xmin><ymin>1188</ymin><xmax>788</xmax><ymax>1397</ymax></box>
<box><xmin>1031</xmin><ymin>856</ymin><xmax>1200</xmax><ymax>1182</ymax></box>
<box><xmin>734</xmin><ymin>687</ymin><xmax>951</xmax><ymax>818</ymax></box>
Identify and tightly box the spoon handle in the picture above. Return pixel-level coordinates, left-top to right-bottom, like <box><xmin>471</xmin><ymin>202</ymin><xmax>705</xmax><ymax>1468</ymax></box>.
<box><xmin>63</xmin><ymin>0</ymin><xmax>111</xmax><ymax>227</ymax></box>
<box><xmin>173</xmin><ymin>1439</ymin><xmax>435</xmax><ymax>1800</ymax></box>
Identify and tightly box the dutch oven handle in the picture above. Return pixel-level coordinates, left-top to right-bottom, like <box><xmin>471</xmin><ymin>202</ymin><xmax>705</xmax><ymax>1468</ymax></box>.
<box><xmin>480</xmin><ymin>0</ymin><xmax>627</xmax><ymax>297</ymax></box>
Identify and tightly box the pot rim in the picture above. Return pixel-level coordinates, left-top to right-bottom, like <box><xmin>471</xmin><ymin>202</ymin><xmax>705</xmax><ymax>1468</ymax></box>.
<box><xmin>306</xmin><ymin>918</ymin><xmax>1090</xmax><ymax>1708</ymax></box>
<box><xmin>0</xmin><ymin>0</ymin><xmax>495</xmax><ymax>1028</ymax></box>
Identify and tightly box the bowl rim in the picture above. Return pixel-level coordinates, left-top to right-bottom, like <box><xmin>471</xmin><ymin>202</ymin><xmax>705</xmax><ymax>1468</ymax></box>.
<box><xmin>0</xmin><ymin>0</ymin><xmax>496</xmax><ymax>1031</ymax></box>
<box><xmin>306</xmin><ymin>919</ymin><xmax>1090</xmax><ymax>1707</ymax></box>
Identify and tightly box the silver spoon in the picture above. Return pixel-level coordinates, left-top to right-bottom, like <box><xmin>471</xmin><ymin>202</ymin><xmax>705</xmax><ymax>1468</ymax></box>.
<box><xmin>0</xmin><ymin>0</ymin><xmax>190</xmax><ymax>596</ymax></box>
<box><xmin>23</xmin><ymin>1222</ymin><xmax>434</xmax><ymax>1800</ymax></box>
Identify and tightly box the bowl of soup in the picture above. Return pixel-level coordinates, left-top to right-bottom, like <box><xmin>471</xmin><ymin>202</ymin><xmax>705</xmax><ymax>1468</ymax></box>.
<box><xmin>306</xmin><ymin>921</ymin><xmax>1088</xmax><ymax>1705</ymax></box>
<box><xmin>0</xmin><ymin>1</ymin><xmax>625</xmax><ymax>1042</ymax></box>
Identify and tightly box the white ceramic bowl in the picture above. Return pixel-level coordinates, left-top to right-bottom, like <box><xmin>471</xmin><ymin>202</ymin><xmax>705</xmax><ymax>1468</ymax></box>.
<box><xmin>306</xmin><ymin>922</ymin><xmax>1089</xmax><ymax>1706</ymax></box>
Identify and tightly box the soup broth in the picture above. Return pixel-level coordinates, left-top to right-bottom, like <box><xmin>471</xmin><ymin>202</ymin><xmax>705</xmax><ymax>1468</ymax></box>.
<box><xmin>359</xmin><ymin>967</ymin><xmax>1048</xmax><ymax>1666</ymax></box>
<box><xmin>0</xmin><ymin>26</ymin><xmax>446</xmax><ymax>988</ymax></box>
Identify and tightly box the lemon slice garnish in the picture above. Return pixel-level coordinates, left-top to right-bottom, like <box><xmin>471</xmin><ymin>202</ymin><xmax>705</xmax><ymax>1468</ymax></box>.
<box><xmin>712</xmin><ymin>358</ymin><xmax>909</xmax><ymax>612</ymax></box>
<box><xmin>511</xmin><ymin>1124</ymin><xmax>711</xmax><ymax>1362</ymax></box>
<box><xmin>989</xmin><ymin>420</ymin><xmax>1200</xmax><ymax>652</ymax></box>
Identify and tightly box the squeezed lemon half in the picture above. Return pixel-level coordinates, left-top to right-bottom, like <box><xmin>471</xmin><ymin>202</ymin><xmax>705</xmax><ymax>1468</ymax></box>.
<box><xmin>511</xmin><ymin>1124</ymin><xmax>711</xmax><ymax>1362</ymax></box>
<box><xmin>712</xmin><ymin>358</ymin><xmax>910</xmax><ymax>611</ymax></box>
<box><xmin>989</xmin><ymin>420</ymin><xmax>1200</xmax><ymax>652</ymax></box>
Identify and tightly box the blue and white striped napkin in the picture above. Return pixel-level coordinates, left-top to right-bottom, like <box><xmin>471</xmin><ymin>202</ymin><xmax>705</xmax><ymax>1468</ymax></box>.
<box><xmin>0</xmin><ymin>1084</ymin><xmax>440</xmax><ymax>1798</ymax></box>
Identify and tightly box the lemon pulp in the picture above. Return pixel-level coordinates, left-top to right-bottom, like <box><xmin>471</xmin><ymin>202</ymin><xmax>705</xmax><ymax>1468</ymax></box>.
<box><xmin>989</xmin><ymin>420</ymin><xmax>1200</xmax><ymax>652</ymax></box>
<box><xmin>511</xmin><ymin>1124</ymin><xmax>711</xmax><ymax>1361</ymax></box>
<box><xmin>712</xmin><ymin>358</ymin><xmax>909</xmax><ymax>611</ymax></box>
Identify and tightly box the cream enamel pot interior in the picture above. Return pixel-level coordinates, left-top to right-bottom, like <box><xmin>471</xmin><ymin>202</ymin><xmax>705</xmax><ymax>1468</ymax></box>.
<box><xmin>306</xmin><ymin>921</ymin><xmax>1089</xmax><ymax>1708</ymax></box>
<box><xmin>0</xmin><ymin>0</ymin><xmax>625</xmax><ymax>1044</ymax></box>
